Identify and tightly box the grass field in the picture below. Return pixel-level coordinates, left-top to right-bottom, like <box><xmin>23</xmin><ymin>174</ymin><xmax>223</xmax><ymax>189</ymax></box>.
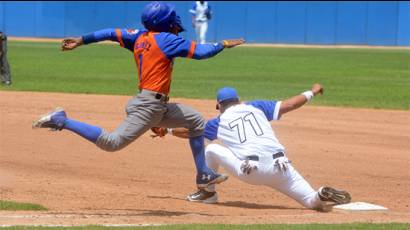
<box><xmin>0</xmin><ymin>200</ymin><xmax>47</xmax><ymax>211</ymax></box>
<box><xmin>2</xmin><ymin>41</ymin><xmax>409</xmax><ymax>110</ymax></box>
<box><xmin>1</xmin><ymin>41</ymin><xmax>409</xmax><ymax>229</ymax></box>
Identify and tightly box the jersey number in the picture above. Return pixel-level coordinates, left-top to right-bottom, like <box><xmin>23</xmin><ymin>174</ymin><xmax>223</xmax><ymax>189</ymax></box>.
<box><xmin>228</xmin><ymin>112</ymin><xmax>263</xmax><ymax>143</ymax></box>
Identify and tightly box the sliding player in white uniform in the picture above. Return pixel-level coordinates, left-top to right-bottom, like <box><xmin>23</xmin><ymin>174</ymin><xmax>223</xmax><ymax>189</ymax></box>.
<box><xmin>151</xmin><ymin>83</ymin><xmax>351</xmax><ymax>211</ymax></box>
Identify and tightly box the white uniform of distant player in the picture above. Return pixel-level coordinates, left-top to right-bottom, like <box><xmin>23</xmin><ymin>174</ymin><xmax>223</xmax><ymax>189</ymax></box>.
<box><xmin>203</xmin><ymin>101</ymin><xmax>327</xmax><ymax>210</ymax></box>
<box><xmin>190</xmin><ymin>1</ymin><xmax>211</xmax><ymax>44</ymax></box>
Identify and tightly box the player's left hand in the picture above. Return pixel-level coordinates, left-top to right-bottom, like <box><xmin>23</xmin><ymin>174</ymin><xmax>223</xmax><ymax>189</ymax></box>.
<box><xmin>150</xmin><ymin>127</ymin><xmax>167</xmax><ymax>138</ymax></box>
<box><xmin>221</xmin><ymin>38</ymin><xmax>245</xmax><ymax>48</ymax></box>
<box><xmin>240</xmin><ymin>159</ymin><xmax>257</xmax><ymax>175</ymax></box>
<box><xmin>311</xmin><ymin>83</ymin><xmax>324</xmax><ymax>96</ymax></box>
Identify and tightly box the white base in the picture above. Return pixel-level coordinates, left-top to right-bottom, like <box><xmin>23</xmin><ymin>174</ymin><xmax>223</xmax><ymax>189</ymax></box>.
<box><xmin>334</xmin><ymin>202</ymin><xmax>388</xmax><ymax>211</ymax></box>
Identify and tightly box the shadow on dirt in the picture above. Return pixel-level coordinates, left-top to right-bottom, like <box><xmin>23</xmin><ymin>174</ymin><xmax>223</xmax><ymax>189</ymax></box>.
<box><xmin>215</xmin><ymin>201</ymin><xmax>304</xmax><ymax>210</ymax></box>
<box><xmin>146</xmin><ymin>195</ymin><xmax>304</xmax><ymax>210</ymax></box>
<box><xmin>50</xmin><ymin>209</ymin><xmax>215</xmax><ymax>217</ymax></box>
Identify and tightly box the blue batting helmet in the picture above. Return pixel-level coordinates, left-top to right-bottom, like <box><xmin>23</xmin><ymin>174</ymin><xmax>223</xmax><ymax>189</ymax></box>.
<box><xmin>217</xmin><ymin>87</ymin><xmax>240</xmax><ymax>103</ymax></box>
<box><xmin>141</xmin><ymin>2</ymin><xmax>185</xmax><ymax>33</ymax></box>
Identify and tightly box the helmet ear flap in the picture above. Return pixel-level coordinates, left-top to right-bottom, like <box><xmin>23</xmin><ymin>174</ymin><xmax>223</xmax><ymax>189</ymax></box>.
<box><xmin>141</xmin><ymin>2</ymin><xmax>185</xmax><ymax>33</ymax></box>
<box><xmin>174</xmin><ymin>15</ymin><xmax>185</xmax><ymax>32</ymax></box>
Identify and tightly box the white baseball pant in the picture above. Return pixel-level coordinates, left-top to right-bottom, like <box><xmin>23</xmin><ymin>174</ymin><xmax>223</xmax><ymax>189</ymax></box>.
<box><xmin>204</xmin><ymin>143</ymin><xmax>326</xmax><ymax>210</ymax></box>
<box><xmin>195</xmin><ymin>21</ymin><xmax>208</xmax><ymax>44</ymax></box>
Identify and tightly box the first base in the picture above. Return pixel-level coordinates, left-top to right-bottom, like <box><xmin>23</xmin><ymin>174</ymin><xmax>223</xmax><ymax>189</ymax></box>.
<box><xmin>334</xmin><ymin>202</ymin><xmax>388</xmax><ymax>211</ymax></box>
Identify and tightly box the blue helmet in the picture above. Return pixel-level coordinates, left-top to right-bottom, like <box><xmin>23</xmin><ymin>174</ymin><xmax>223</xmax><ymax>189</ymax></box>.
<box><xmin>216</xmin><ymin>87</ymin><xmax>240</xmax><ymax>110</ymax></box>
<box><xmin>217</xmin><ymin>87</ymin><xmax>240</xmax><ymax>103</ymax></box>
<box><xmin>141</xmin><ymin>2</ymin><xmax>185</xmax><ymax>33</ymax></box>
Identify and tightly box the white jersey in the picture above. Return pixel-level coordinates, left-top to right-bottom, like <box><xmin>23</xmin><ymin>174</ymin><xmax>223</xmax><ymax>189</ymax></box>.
<box><xmin>204</xmin><ymin>101</ymin><xmax>285</xmax><ymax>160</ymax></box>
<box><xmin>189</xmin><ymin>1</ymin><xmax>211</xmax><ymax>22</ymax></box>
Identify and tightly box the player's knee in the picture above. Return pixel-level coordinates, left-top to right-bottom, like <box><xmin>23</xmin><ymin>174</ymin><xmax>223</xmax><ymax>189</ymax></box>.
<box><xmin>205</xmin><ymin>143</ymin><xmax>220</xmax><ymax>155</ymax></box>
<box><xmin>205</xmin><ymin>144</ymin><xmax>224</xmax><ymax>160</ymax></box>
<box><xmin>95</xmin><ymin>133</ymin><xmax>129</xmax><ymax>152</ymax></box>
<box><xmin>99</xmin><ymin>144</ymin><xmax>125</xmax><ymax>152</ymax></box>
<box><xmin>97</xmin><ymin>142</ymin><xmax>126</xmax><ymax>152</ymax></box>
<box><xmin>188</xmin><ymin>115</ymin><xmax>205</xmax><ymax>137</ymax></box>
<box><xmin>205</xmin><ymin>144</ymin><xmax>221</xmax><ymax>169</ymax></box>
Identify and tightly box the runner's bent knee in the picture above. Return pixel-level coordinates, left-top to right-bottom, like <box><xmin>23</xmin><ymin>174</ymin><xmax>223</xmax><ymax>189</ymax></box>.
<box><xmin>95</xmin><ymin>131</ymin><xmax>133</xmax><ymax>152</ymax></box>
<box><xmin>187</xmin><ymin>113</ymin><xmax>205</xmax><ymax>137</ymax></box>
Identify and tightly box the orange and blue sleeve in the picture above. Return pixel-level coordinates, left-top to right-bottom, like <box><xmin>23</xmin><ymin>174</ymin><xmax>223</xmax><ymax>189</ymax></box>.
<box><xmin>155</xmin><ymin>33</ymin><xmax>224</xmax><ymax>60</ymax></box>
<box><xmin>82</xmin><ymin>28</ymin><xmax>143</xmax><ymax>52</ymax></box>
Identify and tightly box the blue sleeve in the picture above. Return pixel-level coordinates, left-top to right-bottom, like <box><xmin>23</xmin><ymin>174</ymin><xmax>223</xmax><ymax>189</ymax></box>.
<box><xmin>155</xmin><ymin>33</ymin><xmax>193</xmax><ymax>58</ymax></box>
<box><xmin>246</xmin><ymin>100</ymin><xmax>281</xmax><ymax>121</ymax></box>
<box><xmin>155</xmin><ymin>33</ymin><xmax>224</xmax><ymax>59</ymax></box>
<box><xmin>82</xmin><ymin>28</ymin><xmax>143</xmax><ymax>52</ymax></box>
<box><xmin>192</xmin><ymin>43</ymin><xmax>224</xmax><ymax>60</ymax></box>
<box><xmin>118</xmin><ymin>29</ymin><xmax>144</xmax><ymax>51</ymax></box>
<box><xmin>82</xmin><ymin>28</ymin><xmax>117</xmax><ymax>44</ymax></box>
<box><xmin>204</xmin><ymin>117</ymin><xmax>220</xmax><ymax>141</ymax></box>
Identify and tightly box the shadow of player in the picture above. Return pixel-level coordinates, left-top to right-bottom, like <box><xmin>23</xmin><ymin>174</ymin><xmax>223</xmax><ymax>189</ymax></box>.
<box><xmin>215</xmin><ymin>201</ymin><xmax>303</xmax><ymax>210</ymax></box>
<box><xmin>147</xmin><ymin>195</ymin><xmax>303</xmax><ymax>210</ymax></box>
<box><xmin>51</xmin><ymin>209</ymin><xmax>215</xmax><ymax>217</ymax></box>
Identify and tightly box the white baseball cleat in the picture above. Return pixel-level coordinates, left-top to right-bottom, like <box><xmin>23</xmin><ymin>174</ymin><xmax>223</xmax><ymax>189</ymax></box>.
<box><xmin>187</xmin><ymin>189</ymin><xmax>218</xmax><ymax>204</ymax></box>
<box><xmin>318</xmin><ymin>186</ymin><xmax>351</xmax><ymax>204</ymax></box>
<box><xmin>32</xmin><ymin>107</ymin><xmax>67</xmax><ymax>131</ymax></box>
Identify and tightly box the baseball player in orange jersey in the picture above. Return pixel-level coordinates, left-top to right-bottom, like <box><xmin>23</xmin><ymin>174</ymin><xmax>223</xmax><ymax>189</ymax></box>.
<box><xmin>32</xmin><ymin>2</ymin><xmax>244</xmax><ymax>188</ymax></box>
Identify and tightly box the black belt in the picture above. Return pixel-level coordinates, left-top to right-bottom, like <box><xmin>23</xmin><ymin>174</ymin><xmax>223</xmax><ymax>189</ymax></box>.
<box><xmin>246</xmin><ymin>152</ymin><xmax>284</xmax><ymax>161</ymax></box>
<box><xmin>140</xmin><ymin>89</ymin><xmax>169</xmax><ymax>103</ymax></box>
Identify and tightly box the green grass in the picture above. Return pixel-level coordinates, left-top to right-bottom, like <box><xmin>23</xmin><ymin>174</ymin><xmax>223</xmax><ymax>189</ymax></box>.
<box><xmin>2</xmin><ymin>224</ymin><xmax>409</xmax><ymax>229</ymax></box>
<box><xmin>0</xmin><ymin>200</ymin><xmax>47</xmax><ymax>211</ymax></box>
<box><xmin>2</xmin><ymin>41</ymin><xmax>409</xmax><ymax>109</ymax></box>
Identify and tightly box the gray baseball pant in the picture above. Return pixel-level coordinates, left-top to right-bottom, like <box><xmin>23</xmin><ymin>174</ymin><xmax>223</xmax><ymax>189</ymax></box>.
<box><xmin>95</xmin><ymin>89</ymin><xmax>205</xmax><ymax>152</ymax></box>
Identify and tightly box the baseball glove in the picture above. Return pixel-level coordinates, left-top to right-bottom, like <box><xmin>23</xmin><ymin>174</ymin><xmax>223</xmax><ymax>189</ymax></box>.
<box><xmin>150</xmin><ymin>127</ymin><xmax>167</xmax><ymax>138</ymax></box>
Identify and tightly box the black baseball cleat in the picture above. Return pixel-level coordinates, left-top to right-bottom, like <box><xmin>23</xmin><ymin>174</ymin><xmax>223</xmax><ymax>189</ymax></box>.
<box><xmin>196</xmin><ymin>171</ymin><xmax>228</xmax><ymax>189</ymax></box>
<box><xmin>318</xmin><ymin>186</ymin><xmax>351</xmax><ymax>204</ymax></box>
<box><xmin>187</xmin><ymin>189</ymin><xmax>218</xmax><ymax>204</ymax></box>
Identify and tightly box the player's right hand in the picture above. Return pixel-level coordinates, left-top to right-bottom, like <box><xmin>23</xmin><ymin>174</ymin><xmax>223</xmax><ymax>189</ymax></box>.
<box><xmin>221</xmin><ymin>38</ymin><xmax>245</xmax><ymax>48</ymax></box>
<box><xmin>311</xmin><ymin>83</ymin><xmax>324</xmax><ymax>96</ymax></box>
<box><xmin>150</xmin><ymin>127</ymin><xmax>168</xmax><ymax>138</ymax></box>
<box><xmin>61</xmin><ymin>38</ymin><xmax>83</xmax><ymax>51</ymax></box>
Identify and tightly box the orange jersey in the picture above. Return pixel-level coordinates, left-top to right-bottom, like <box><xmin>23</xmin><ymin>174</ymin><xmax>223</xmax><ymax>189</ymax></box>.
<box><xmin>82</xmin><ymin>28</ymin><xmax>224</xmax><ymax>95</ymax></box>
<box><xmin>132</xmin><ymin>32</ymin><xmax>194</xmax><ymax>94</ymax></box>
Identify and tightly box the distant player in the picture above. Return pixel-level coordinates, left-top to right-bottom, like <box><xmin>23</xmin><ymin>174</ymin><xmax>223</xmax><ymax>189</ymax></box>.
<box><xmin>0</xmin><ymin>31</ymin><xmax>12</xmax><ymax>86</ymax></box>
<box><xmin>151</xmin><ymin>84</ymin><xmax>351</xmax><ymax>211</ymax></box>
<box><xmin>32</xmin><ymin>2</ymin><xmax>244</xmax><ymax>189</ymax></box>
<box><xmin>190</xmin><ymin>1</ymin><xmax>212</xmax><ymax>44</ymax></box>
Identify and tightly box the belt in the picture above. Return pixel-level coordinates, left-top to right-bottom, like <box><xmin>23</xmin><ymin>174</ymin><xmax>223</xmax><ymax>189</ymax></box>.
<box><xmin>140</xmin><ymin>89</ymin><xmax>169</xmax><ymax>103</ymax></box>
<box><xmin>246</xmin><ymin>152</ymin><xmax>285</xmax><ymax>161</ymax></box>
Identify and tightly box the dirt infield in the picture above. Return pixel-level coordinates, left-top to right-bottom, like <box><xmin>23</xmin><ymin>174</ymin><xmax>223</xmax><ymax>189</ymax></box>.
<box><xmin>0</xmin><ymin>91</ymin><xmax>409</xmax><ymax>225</ymax></box>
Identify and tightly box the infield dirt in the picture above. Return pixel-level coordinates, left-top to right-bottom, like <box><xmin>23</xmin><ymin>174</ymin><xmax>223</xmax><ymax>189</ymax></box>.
<box><xmin>0</xmin><ymin>91</ymin><xmax>409</xmax><ymax>225</ymax></box>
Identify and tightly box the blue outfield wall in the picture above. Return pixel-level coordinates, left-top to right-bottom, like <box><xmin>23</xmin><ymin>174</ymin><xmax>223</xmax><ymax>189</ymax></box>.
<box><xmin>0</xmin><ymin>1</ymin><xmax>409</xmax><ymax>46</ymax></box>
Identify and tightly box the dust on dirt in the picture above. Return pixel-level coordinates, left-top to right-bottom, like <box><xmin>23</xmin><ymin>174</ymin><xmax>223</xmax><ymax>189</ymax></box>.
<box><xmin>0</xmin><ymin>91</ymin><xmax>409</xmax><ymax>225</ymax></box>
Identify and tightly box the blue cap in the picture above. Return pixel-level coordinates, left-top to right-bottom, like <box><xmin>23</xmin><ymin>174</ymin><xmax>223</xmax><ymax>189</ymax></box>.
<box><xmin>141</xmin><ymin>2</ymin><xmax>185</xmax><ymax>33</ymax></box>
<box><xmin>217</xmin><ymin>87</ymin><xmax>239</xmax><ymax>103</ymax></box>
